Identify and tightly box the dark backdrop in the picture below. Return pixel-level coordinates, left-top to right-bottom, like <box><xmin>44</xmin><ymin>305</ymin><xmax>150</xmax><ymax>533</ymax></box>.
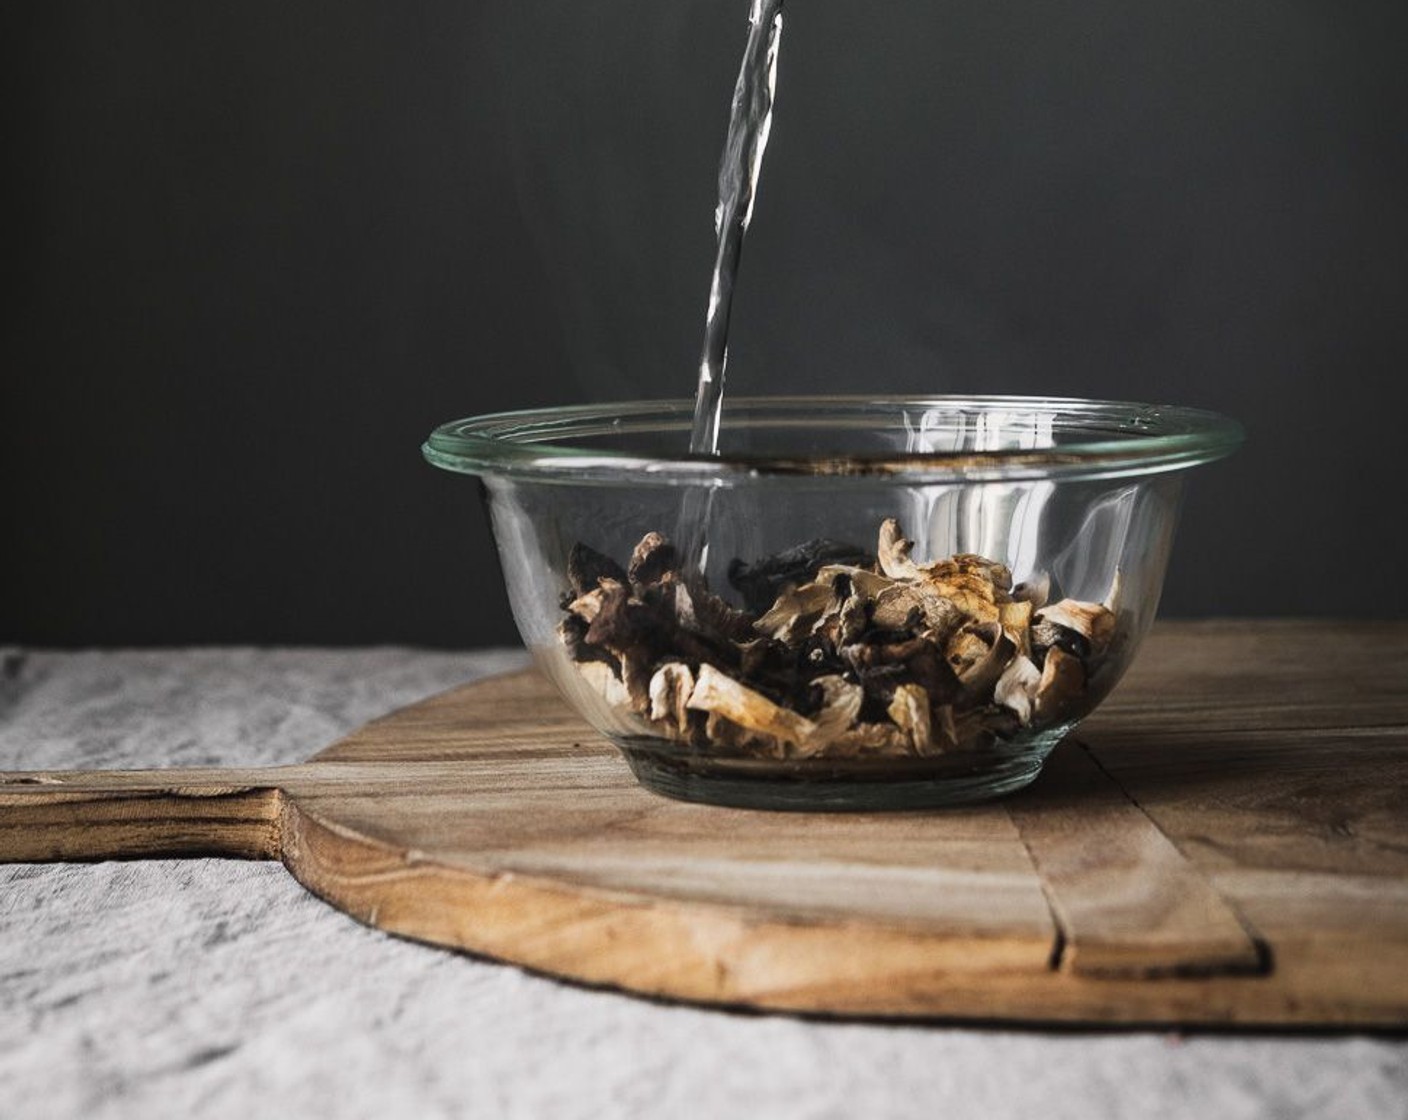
<box><xmin>8</xmin><ymin>1</ymin><xmax>1407</xmax><ymax>647</ymax></box>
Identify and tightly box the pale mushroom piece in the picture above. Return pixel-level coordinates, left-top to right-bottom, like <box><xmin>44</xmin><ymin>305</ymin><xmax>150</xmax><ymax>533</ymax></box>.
<box><xmin>667</xmin><ymin>577</ymin><xmax>699</xmax><ymax>631</ymax></box>
<box><xmin>887</xmin><ymin>682</ymin><xmax>938</xmax><ymax>756</ymax></box>
<box><xmin>1035</xmin><ymin>598</ymin><xmax>1116</xmax><ymax>658</ymax></box>
<box><xmin>577</xmin><ymin>577</ymin><xmax>632</xmax><ymax>633</ymax></box>
<box><xmin>648</xmin><ymin>662</ymin><xmax>696</xmax><ymax>735</ymax></box>
<box><xmin>833</xmin><ymin>589</ymin><xmax>870</xmax><ymax>648</ymax></box>
<box><xmin>946</xmin><ymin>624</ymin><xmax>995</xmax><ymax>676</ymax></box>
<box><xmin>962</xmin><ymin>633</ymin><xmax>1017</xmax><ymax>699</ymax></box>
<box><xmin>947</xmin><ymin>622</ymin><xmax>1017</xmax><ymax>699</ymax></box>
<box><xmin>872</xmin><ymin>582</ymin><xmax>966</xmax><ymax>636</ymax></box>
<box><xmin>1104</xmin><ymin>568</ymin><xmax>1123</xmax><ymax>611</ymax></box>
<box><xmin>1012</xmin><ymin>572</ymin><xmax>1052</xmax><ymax>609</ymax></box>
<box><xmin>876</xmin><ymin>518</ymin><xmax>923</xmax><ymax>580</ymax></box>
<box><xmin>918</xmin><ymin>559</ymin><xmax>1008</xmax><ymax>623</ymax></box>
<box><xmin>576</xmin><ymin>658</ymin><xmax>632</xmax><ymax>711</ymax></box>
<box><xmin>752</xmin><ymin>580</ymin><xmax>836</xmax><ymax>645</ymax></box>
<box><xmin>1033</xmin><ymin>645</ymin><xmax>1086</xmax><ymax>723</ymax></box>
<box><xmin>926</xmin><ymin>552</ymin><xmax>1014</xmax><ymax>592</ymax></box>
<box><xmin>823</xmin><ymin>721</ymin><xmax>911</xmax><ymax>758</ymax></box>
<box><xmin>813</xmin><ymin>674</ymin><xmax>864</xmax><ymax>720</ymax></box>
<box><xmin>868</xmin><ymin>584</ymin><xmax>924</xmax><ymax>630</ymax></box>
<box><xmin>687</xmin><ymin>663</ymin><xmax>818</xmax><ymax>747</ymax></box>
<box><xmin>796</xmin><ymin>675</ymin><xmax>865</xmax><ymax>757</ymax></box>
<box><xmin>999</xmin><ymin>598</ymin><xmax>1034</xmax><ymax>656</ymax></box>
<box><xmin>812</xmin><ymin>576</ymin><xmax>871</xmax><ymax>650</ymax></box>
<box><xmin>565</xmin><ymin>585</ymin><xmax>608</xmax><ymax>624</ymax></box>
<box><xmin>1092</xmin><ymin>569</ymin><xmax>1126</xmax><ymax>666</ymax></box>
<box><xmin>813</xmin><ymin>564</ymin><xmax>898</xmax><ymax>601</ymax></box>
<box><xmin>994</xmin><ymin>654</ymin><xmax>1042</xmax><ymax>725</ymax></box>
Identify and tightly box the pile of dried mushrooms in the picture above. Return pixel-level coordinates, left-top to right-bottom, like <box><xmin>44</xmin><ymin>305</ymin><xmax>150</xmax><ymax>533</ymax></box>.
<box><xmin>558</xmin><ymin>519</ymin><xmax>1118</xmax><ymax>761</ymax></box>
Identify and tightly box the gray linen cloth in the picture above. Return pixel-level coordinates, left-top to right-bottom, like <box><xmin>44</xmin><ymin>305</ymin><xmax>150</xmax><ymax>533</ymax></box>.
<box><xmin>1</xmin><ymin>648</ymin><xmax>1403</xmax><ymax>1120</ymax></box>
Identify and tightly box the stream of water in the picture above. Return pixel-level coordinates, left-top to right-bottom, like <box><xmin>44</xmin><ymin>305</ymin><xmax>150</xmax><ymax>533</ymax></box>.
<box><xmin>688</xmin><ymin>0</ymin><xmax>786</xmax><ymax>458</ymax></box>
<box><xmin>677</xmin><ymin>0</ymin><xmax>786</xmax><ymax>573</ymax></box>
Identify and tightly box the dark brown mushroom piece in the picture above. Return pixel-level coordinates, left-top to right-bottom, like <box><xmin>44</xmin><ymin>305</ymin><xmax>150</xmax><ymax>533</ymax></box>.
<box><xmin>685</xmin><ymin>578</ymin><xmax>758</xmax><ymax>644</ymax></box>
<box><xmin>728</xmin><ymin>538</ymin><xmax>872</xmax><ymax>614</ymax></box>
<box><xmin>567</xmin><ymin>541</ymin><xmax>629</xmax><ymax>598</ymax></box>
<box><xmin>628</xmin><ymin>532</ymin><xmax>679</xmax><ymax>591</ymax></box>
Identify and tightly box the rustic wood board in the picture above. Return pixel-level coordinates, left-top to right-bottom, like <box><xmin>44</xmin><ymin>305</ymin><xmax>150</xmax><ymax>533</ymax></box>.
<box><xmin>2</xmin><ymin>621</ymin><xmax>1406</xmax><ymax>1026</ymax></box>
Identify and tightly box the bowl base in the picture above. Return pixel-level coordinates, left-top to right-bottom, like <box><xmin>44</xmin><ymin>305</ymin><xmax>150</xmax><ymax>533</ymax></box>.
<box><xmin>617</xmin><ymin>741</ymin><xmax>1053</xmax><ymax>812</ymax></box>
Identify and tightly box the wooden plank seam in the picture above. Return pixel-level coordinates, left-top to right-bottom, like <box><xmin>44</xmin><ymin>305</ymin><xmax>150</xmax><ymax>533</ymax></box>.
<box><xmin>1007</xmin><ymin>739</ymin><xmax>1269</xmax><ymax>980</ymax></box>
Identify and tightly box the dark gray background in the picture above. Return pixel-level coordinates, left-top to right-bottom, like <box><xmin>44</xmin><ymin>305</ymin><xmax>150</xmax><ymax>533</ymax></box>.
<box><xmin>8</xmin><ymin>1</ymin><xmax>1406</xmax><ymax>647</ymax></box>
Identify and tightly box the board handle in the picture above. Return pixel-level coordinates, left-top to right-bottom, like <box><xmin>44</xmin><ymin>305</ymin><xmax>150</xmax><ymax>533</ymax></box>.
<box><xmin>0</xmin><ymin>768</ymin><xmax>285</xmax><ymax>862</ymax></box>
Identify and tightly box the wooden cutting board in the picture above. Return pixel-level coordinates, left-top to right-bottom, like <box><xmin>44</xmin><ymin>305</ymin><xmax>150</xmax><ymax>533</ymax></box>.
<box><xmin>3</xmin><ymin>621</ymin><xmax>1406</xmax><ymax>1026</ymax></box>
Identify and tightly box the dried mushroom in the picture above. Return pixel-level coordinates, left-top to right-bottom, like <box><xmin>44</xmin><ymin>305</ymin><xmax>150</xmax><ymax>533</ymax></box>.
<box><xmin>728</xmin><ymin>538</ymin><xmax>872</xmax><ymax>614</ymax></box>
<box><xmin>558</xmin><ymin>519</ymin><xmax>1120</xmax><ymax>762</ymax></box>
<box><xmin>648</xmin><ymin>662</ymin><xmax>696</xmax><ymax>736</ymax></box>
<box><xmin>994</xmin><ymin>655</ymin><xmax>1042</xmax><ymax>725</ymax></box>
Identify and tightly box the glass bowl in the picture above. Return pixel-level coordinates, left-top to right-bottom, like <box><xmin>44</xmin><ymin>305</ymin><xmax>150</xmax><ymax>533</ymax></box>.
<box><xmin>424</xmin><ymin>395</ymin><xmax>1241</xmax><ymax>810</ymax></box>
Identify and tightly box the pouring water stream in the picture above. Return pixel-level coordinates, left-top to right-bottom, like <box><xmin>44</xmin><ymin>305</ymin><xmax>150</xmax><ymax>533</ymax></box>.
<box><xmin>678</xmin><ymin>0</ymin><xmax>786</xmax><ymax>571</ymax></box>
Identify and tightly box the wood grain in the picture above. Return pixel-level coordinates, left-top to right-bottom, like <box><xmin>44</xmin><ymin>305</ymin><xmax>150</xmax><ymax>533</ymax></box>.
<box><xmin>1006</xmin><ymin>743</ymin><xmax>1264</xmax><ymax>978</ymax></box>
<box><xmin>1</xmin><ymin>621</ymin><xmax>1406</xmax><ymax>1026</ymax></box>
<box><xmin>0</xmin><ymin>769</ymin><xmax>284</xmax><ymax>861</ymax></box>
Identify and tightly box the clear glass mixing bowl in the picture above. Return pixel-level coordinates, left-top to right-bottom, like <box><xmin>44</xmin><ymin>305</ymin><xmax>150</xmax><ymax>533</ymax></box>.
<box><xmin>424</xmin><ymin>395</ymin><xmax>1242</xmax><ymax>810</ymax></box>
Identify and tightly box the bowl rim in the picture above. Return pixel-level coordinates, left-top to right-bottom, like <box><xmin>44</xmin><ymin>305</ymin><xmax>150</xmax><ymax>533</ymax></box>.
<box><xmin>423</xmin><ymin>394</ymin><xmax>1243</xmax><ymax>486</ymax></box>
